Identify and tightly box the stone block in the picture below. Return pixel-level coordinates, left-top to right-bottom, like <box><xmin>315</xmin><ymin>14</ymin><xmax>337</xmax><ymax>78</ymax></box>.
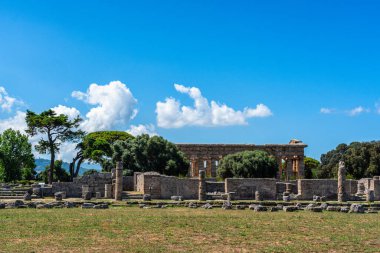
<box><xmin>349</xmin><ymin>204</ymin><xmax>365</xmax><ymax>213</ymax></box>
<box><xmin>23</xmin><ymin>193</ymin><xmax>32</xmax><ymax>201</ymax></box>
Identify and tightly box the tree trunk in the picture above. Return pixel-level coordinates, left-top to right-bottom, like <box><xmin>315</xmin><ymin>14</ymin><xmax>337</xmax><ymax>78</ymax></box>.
<box><xmin>49</xmin><ymin>151</ymin><xmax>55</xmax><ymax>184</ymax></box>
<box><xmin>74</xmin><ymin>157</ymin><xmax>84</xmax><ymax>178</ymax></box>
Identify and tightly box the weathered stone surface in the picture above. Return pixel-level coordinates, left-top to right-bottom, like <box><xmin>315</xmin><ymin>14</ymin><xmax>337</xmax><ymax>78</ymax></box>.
<box><xmin>23</xmin><ymin>192</ymin><xmax>32</xmax><ymax>201</ymax></box>
<box><xmin>188</xmin><ymin>202</ymin><xmax>198</xmax><ymax>208</ymax></box>
<box><xmin>255</xmin><ymin>191</ymin><xmax>262</xmax><ymax>201</ymax></box>
<box><xmin>171</xmin><ymin>196</ymin><xmax>183</xmax><ymax>201</ymax></box>
<box><xmin>54</xmin><ymin>192</ymin><xmax>63</xmax><ymax>201</ymax></box>
<box><xmin>201</xmin><ymin>203</ymin><xmax>213</xmax><ymax>209</ymax></box>
<box><xmin>13</xmin><ymin>200</ymin><xmax>24</xmax><ymax>207</ymax></box>
<box><xmin>82</xmin><ymin>203</ymin><xmax>95</xmax><ymax>209</ymax></box>
<box><xmin>222</xmin><ymin>201</ymin><xmax>232</xmax><ymax>210</ymax></box>
<box><xmin>319</xmin><ymin>203</ymin><xmax>328</xmax><ymax>210</ymax></box>
<box><xmin>340</xmin><ymin>206</ymin><xmax>350</xmax><ymax>213</ymax></box>
<box><xmin>366</xmin><ymin>190</ymin><xmax>375</xmax><ymax>202</ymax></box>
<box><xmin>143</xmin><ymin>194</ymin><xmax>151</xmax><ymax>201</ymax></box>
<box><xmin>93</xmin><ymin>204</ymin><xmax>109</xmax><ymax>209</ymax></box>
<box><xmin>198</xmin><ymin>170</ymin><xmax>206</xmax><ymax>201</ymax></box>
<box><xmin>83</xmin><ymin>192</ymin><xmax>92</xmax><ymax>200</ymax></box>
<box><xmin>306</xmin><ymin>206</ymin><xmax>323</xmax><ymax>212</ymax></box>
<box><xmin>337</xmin><ymin>160</ymin><xmax>346</xmax><ymax>202</ymax></box>
<box><xmin>64</xmin><ymin>202</ymin><xmax>75</xmax><ymax>208</ymax></box>
<box><xmin>283</xmin><ymin>195</ymin><xmax>290</xmax><ymax>202</ymax></box>
<box><xmin>283</xmin><ymin>206</ymin><xmax>297</xmax><ymax>212</ymax></box>
<box><xmin>326</xmin><ymin>206</ymin><xmax>341</xmax><ymax>212</ymax></box>
<box><xmin>95</xmin><ymin>192</ymin><xmax>102</xmax><ymax>199</ymax></box>
<box><xmin>268</xmin><ymin>206</ymin><xmax>280</xmax><ymax>212</ymax></box>
<box><xmin>305</xmin><ymin>203</ymin><xmax>317</xmax><ymax>210</ymax></box>
<box><xmin>254</xmin><ymin>205</ymin><xmax>267</xmax><ymax>212</ymax></box>
<box><xmin>0</xmin><ymin>202</ymin><xmax>6</xmax><ymax>209</ymax></box>
<box><xmin>349</xmin><ymin>204</ymin><xmax>365</xmax><ymax>213</ymax></box>
<box><xmin>248</xmin><ymin>204</ymin><xmax>256</xmax><ymax>210</ymax></box>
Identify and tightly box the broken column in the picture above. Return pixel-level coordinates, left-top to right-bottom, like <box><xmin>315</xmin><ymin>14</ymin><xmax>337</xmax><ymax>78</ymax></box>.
<box><xmin>337</xmin><ymin>160</ymin><xmax>346</xmax><ymax>202</ymax></box>
<box><xmin>198</xmin><ymin>170</ymin><xmax>206</xmax><ymax>201</ymax></box>
<box><xmin>104</xmin><ymin>184</ymin><xmax>112</xmax><ymax>199</ymax></box>
<box><xmin>114</xmin><ymin>161</ymin><xmax>123</xmax><ymax>201</ymax></box>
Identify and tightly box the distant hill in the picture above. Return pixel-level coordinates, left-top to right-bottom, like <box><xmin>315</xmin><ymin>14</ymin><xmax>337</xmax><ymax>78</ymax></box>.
<box><xmin>34</xmin><ymin>158</ymin><xmax>95</xmax><ymax>176</ymax></box>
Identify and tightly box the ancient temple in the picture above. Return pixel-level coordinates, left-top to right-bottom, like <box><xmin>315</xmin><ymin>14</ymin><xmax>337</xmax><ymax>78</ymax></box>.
<box><xmin>176</xmin><ymin>139</ymin><xmax>307</xmax><ymax>180</ymax></box>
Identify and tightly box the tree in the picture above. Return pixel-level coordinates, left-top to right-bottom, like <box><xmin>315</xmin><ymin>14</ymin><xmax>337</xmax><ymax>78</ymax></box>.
<box><xmin>37</xmin><ymin>160</ymin><xmax>70</xmax><ymax>183</ymax></box>
<box><xmin>319</xmin><ymin>141</ymin><xmax>380</xmax><ymax>179</ymax></box>
<box><xmin>25</xmin><ymin>109</ymin><xmax>85</xmax><ymax>184</ymax></box>
<box><xmin>217</xmin><ymin>150</ymin><xmax>277</xmax><ymax>179</ymax></box>
<box><xmin>304</xmin><ymin>157</ymin><xmax>320</xmax><ymax>179</ymax></box>
<box><xmin>112</xmin><ymin>134</ymin><xmax>189</xmax><ymax>176</ymax></box>
<box><xmin>0</xmin><ymin>129</ymin><xmax>35</xmax><ymax>182</ymax></box>
<box><xmin>69</xmin><ymin>131</ymin><xmax>134</xmax><ymax>179</ymax></box>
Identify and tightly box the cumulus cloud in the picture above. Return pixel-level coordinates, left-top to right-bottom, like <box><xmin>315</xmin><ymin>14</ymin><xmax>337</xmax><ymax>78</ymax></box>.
<box><xmin>0</xmin><ymin>87</ymin><xmax>23</xmax><ymax>112</ymax></box>
<box><xmin>127</xmin><ymin>124</ymin><xmax>157</xmax><ymax>136</ymax></box>
<box><xmin>72</xmin><ymin>81</ymin><xmax>138</xmax><ymax>132</ymax></box>
<box><xmin>0</xmin><ymin>111</ymin><xmax>27</xmax><ymax>132</ymax></box>
<box><xmin>156</xmin><ymin>84</ymin><xmax>272</xmax><ymax>128</ymax></box>
<box><xmin>52</xmin><ymin>105</ymin><xmax>81</xmax><ymax>120</ymax></box>
<box><xmin>347</xmin><ymin>106</ymin><xmax>370</xmax><ymax>116</ymax></box>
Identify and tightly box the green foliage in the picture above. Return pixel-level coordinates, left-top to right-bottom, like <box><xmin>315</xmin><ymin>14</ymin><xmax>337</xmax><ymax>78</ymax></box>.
<box><xmin>217</xmin><ymin>150</ymin><xmax>277</xmax><ymax>179</ymax></box>
<box><xmin>0</xmin><ymin>129</ymin><xmax>35</xmax><ymax>182</ymax></box>
<box><xmin>82</xmin><ymin>169</ymin><xmax>99</xmax><ymax>176</ymax></box>
<box><xmin>82</xmin><ymin>131</ymin><xmax>134</xmax><ymax>167</ymax></box>
<box><xmin>25</xmin><ymin>109</ymin><xmax>85</xmax><ymax>183</ymax></box>
<box><xmin>304</xmin><ymin>157</ymin><xmax>320</xmax><ymax>179</ymax></box>
<box><xmin>37</xmin><ymin>160</ymin><xmax>70</xmax><ymax>183</ymax></box>
<box><xmin>21</xmin><ymin>167</ymin><xmax>37</xmax><ymax>181</ymax></box>
<box><xmin>319</xmin><ymin>141</ymin><xmax>380</xmax><ymax>179</ymax></box>
<box><xmin>112</xmin><ymin>134</ymin><xmax>189</xmax><ymax>176</ymax></box>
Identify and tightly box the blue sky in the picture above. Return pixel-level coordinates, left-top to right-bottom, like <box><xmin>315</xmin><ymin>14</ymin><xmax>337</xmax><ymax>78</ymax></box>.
<box><xmin>1</xmin><ymin>0</ymin><xmax>380</xmax><ymax>160</ymax></box>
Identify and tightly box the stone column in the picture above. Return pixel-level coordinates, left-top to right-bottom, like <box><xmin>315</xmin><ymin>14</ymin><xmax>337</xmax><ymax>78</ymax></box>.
<box><xmin>206</xmin><ymin>158</ymin><xmax>212</xmax><ymax>177</ymax></box>
<box><xmin>104</xmin><ymin>184</ymin><xmax>112</xmax><ymax>199</ymax></box>
<box><xmin>298</xmin><ymin>156</ymin><xmax>305</xmax><ymax>179</ymax></box>
<box><xmin>211</xmin><ymin>158</ymin><xmax>218</xmax><ymax>178</ymax></box>
<box><xmin>114</xmin><ymin>161</ymin><xmax>123</xmax><ymax>201</ymax></box>
<box><xmin>276</xmin><ymin>157</ymin><xmax>283</xmax><ymax>180</ymax></box>
<box><xmin>337</xmin><ymin>160</ymin><xmax>346</xmax><ymax>202</ymax></box>
<box><xmin>286</xmin><ymin>158</ymin><xmax>293</xmax><ymax>181</ymax></box>
<box><xmin>198</xmin><ymin>170</ymin><xmax>206</xmax><ymax>201</ymax></box>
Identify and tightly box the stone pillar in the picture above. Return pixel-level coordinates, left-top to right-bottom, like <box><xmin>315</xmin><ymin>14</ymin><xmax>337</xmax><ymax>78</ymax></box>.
<box><xmin>298</xmin><ymin>156</ymin><xmax>305</xmax><ymax>179</ymax></box>
<box><xmin>337</xmin><ymin>160</ymin><xmax>346</xmax><ymax>202</ymax></box>
<box><xmin>104</xmin><ymin>184</ymin><xmax>112</xmax><ymax>199</ymax></box>
<box><xmin>285</xmin><ymin>183</ymin><xmax>292</xmax><ymax>194</ymax></box>
<box><xmin>114</xmin><ymin>161</ymin><xmax>123</xmax><ymax>201</ymax></box>
<box><xmin>286</xmin><ymin>158</ymin><xmax>293</xmax><ymax>181</ymax></box>
<box><xmin>206</xmin><ymin>158</ymin><xmax>212</xmax><ymax>177</ymax></box>
<box><xmin>211</xmin><ymin>158</ymin><xmax>218</xmax><ymax>178</ymax></box>
<box><xmin>276</xmin><ymin>157</ymin><xmax>283</xmax><ymax>180</ymax></box>
<box><xmin>370</xmin><ymin>177</ymin><xmax>380</xmax><ymax>201</ymax></box>
<box><xmin>198</xmin><ymin>170</ymin><xmax>206</xmax><ymax>201</ymax></box>
<box><xmin>366</xmin><ymin>190</ymin><xmax>375</xmax><ymax>202</ymax></box>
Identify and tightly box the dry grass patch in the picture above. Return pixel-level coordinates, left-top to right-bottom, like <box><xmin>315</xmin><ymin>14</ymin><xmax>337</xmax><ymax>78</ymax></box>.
<box><xmin>0</xmin><ymin>207</ymin><xmax>378</xmax><ymax>252</ymax></box>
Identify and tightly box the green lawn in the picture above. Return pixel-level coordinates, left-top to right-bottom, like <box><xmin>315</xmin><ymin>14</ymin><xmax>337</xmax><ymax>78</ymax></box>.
<box><xmin>0</xmin><ymin>207</ymin><xmax>379</xmax><ymax>252</ymax></box>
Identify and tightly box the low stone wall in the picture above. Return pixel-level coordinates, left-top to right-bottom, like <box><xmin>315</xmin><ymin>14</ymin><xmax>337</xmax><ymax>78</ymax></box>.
<box><xmin>136</xmin><ymin>173</ymin><xmax>198</xmax><ymax>199</ymax></box>
<box><xmin>297</xmin><ymin>179</ymin><xmax>357</xmax><ymax>200</ymax></box>
<box><xmin>225</xmin><ymin>178</ymin><xmax>277</xmax><ymax>200</ymax></box>
<box><xmin>369</xmin><ymin>177</ymin><xmax>380</xmax><ymax>201</ymax></box>
<box><xmin>52</xmin><ymin>182</ymin><xmax>82</xmax><ymax>198</ymax></box>
<box><xmin>206</xmin><ymin>181</ymin><xmax>225</xmax><ymax>193</ymax></box>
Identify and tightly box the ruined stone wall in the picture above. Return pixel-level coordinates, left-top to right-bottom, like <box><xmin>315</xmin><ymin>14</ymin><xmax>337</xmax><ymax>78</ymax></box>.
<box><xmin>224</xmin><ymin>178</ymin><xmax>277</xmax><ymax>200</ymax></box>
<box><xmin>52</xmin><ymin>172</ymin><xmax>113</xmax><ymax>197</ymax></box>
<box><xmin>297</xmin><ymin>179</ymin><xmax>357</xmax><ymax>200</ymax></box>
<box><xmin>206</xmin><ymin>181</ymin><xmax>225</xmax><ymax>193</ymax></box>
<box><xmin>369</xmin><ymin>177</ymin><xmax>380</xmax><ymax>201</ymax></box>
<box><xmin>123</xmin><ymin>176</ymin><xmax>134</xmax><ymax>191</ymax></box>
<box><xmin>136</xmin><ymin>173</ymin><xmax>198</xmax><ymax>199</ymax></box>
<box><xmin>52</xmin><ymin>182</ymin><xmax>82</xmax><ymax>198</ymax></box>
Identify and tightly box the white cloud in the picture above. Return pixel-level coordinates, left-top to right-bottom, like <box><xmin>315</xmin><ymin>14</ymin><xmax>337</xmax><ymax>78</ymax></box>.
<box><xmin>320</xmin><ymin>108</ymin><xmax>334</xmax><ymax>114</ymax></box>
<box><xmin>127</xmin><ymin>124</ymin><xmax>157</xmax><ymax>136</ymax></box>
<box><xmin>0</xmin><ymin>111</ymin><xmax>27</xmax><ymax>132</ymax></box>
<box><xmin>347</xmin><ymin>106</ymin><xmax>370</xmax><ymax>116</ymax></box>
<box><xmin>156</xmin><ymin>84</ymin><xmax>272</xmax><ymax>128</ymax></box>
<box><xmin>0</xmin><ymin>87</ymin><xmax>23</xmax><ymax>112</ymax></box>
<box><xmin>52</xmin><ymin>105</ymin><xmax>81</xmax><ymax>120</ymax></box>
<box><xmin>72</xmin><ymin>81</ymin><xmax>138</xmax><ymax>132</ymax></box>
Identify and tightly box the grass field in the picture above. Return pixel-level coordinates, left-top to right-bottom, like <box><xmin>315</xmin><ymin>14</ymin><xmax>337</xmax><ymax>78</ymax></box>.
<box><xmin>0</xmin><ymin>207</ymin><xmax>379</xmax><ymax>252</ymax></box>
